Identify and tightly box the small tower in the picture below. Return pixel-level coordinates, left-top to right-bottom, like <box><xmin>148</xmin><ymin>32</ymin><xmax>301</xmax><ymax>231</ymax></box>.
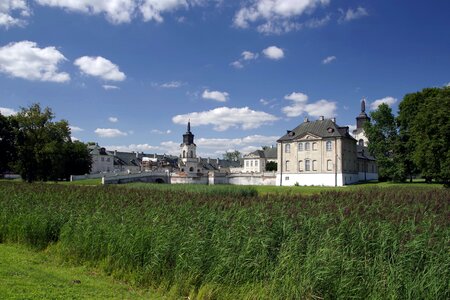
<box><xmin>179</xmin><ymin>121</ymin><xmax>199</xmax><ymax>173</ymax></box>
<box><xmin>353</xmin><ymin>98</ymin><xmax>371</xmax><ymax>147</ymax></box>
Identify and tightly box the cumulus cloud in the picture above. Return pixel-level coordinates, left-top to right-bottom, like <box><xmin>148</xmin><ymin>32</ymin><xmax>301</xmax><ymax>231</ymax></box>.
<box><xmin>103</xmin><ymin>84</ymin><xmax>120</xmax><ymax>90</ymax></box>
<box><xmin>282</xmin><ymin>91</ymin><xmax>336</xmax><ymax>118</ymax></box>
<box><xmin>74</xmin><ymin>56</ymin><xmax>126</xmax><ymax>81</ymax></box>
<box><xmin>108</xmin><ymin>117</ymin><xmax>119</xmax><ymax>123</ymax></box>
<box><xmin>370</xmin><ymin>96</ymin><xmax>397</xmax><ymax>110</ymax></box>
<box><xmin>69</xmin><ymin>126</ymin><xmax>84</xmax><ymax>133</ymax></box>
<box><xmin>95</xmin><ymin>128</ymin><xmax>128</xmax><ymax>138</ymax></box>
<box><xmin>262</xmin><ymin>46</ymin><xmax>284</xmax><ymax>60</ymax></box>
<box><xmin>202</xmin><ymin>89</ymin><xmax>229</xmax><ymax>102</ymax></box>
<box><xmin>234</xmin><ymin>0</ymin><xmax>330</xmax><ymax>33</ymax></box>
<box><xmin>35</xmin><ymin>0</ymin><xmax>209</xmax><ymax>24</ymax></box>
<box><xmin>339</xmin><ymin>7</ymin><xmax>368</xmax><ymax>23</ymax></box>
<box><xmin>104</xmin><ymin>134</ymin><xmax>278</xmax><ymax>157</ymax></box>
<box><xmin>322</xmin><ymin>55</ymin><xmax>336</xmax><ymax>64</ymax></box>
<box><xmin>172</xmin><ymin>107</ymin><xmax>278</xmax><ymax>131</ymax></box>
<box><xmin>0</xmin><ymin>107</ymin><xmax>17</xmax><ymax>116</ymax></box>
<box><xmin>231</xmin><ymin>50</ymin><xmax>259</xmax><ymax>69</ymax></box>
<box><xmin>230</xmin><ymin>60</ymin><xmax>244</xmax><ymax>69</ymax></box>
<box><xmin>0</xmin><ymin>41</ymin><xmax>70</xmax><ymax>82</ymax></box>
<box><xmin>0</xmin><ymin>0</ymin><xmax>30</xmax><ymax>28</ymax></box>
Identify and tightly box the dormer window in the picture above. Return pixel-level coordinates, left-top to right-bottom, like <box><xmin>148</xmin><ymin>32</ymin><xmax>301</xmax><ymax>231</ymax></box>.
<box><xmin>327</xmin><ymin>127</ymin><xmax>334</xmax><ymax>133</ymax></box>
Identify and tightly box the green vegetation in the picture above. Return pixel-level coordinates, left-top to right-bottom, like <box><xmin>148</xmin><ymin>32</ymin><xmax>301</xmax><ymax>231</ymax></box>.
<box><xmin>1</xmin><ymin>181</ymin><xmax>448</xmax><ymax>299</ymax></box>
<box><xmin>0</xmin><ymin>103</ymin><xmax>91</xmax><ymax>182</ymax></box>
<box><xmin>366</xmin><ymin>86</ymin><xmax>450</xmax><ymax>183</ymax></box>
<box><xmin>0</xmin><ymin>243</ymin><xmax>158</xmax><ymax>299</ymax></box>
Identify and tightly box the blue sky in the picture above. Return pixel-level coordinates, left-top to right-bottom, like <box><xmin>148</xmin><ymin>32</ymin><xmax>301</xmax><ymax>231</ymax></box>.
<box><xmin>1</xmin><ymin>0</ymin><xmax>449</xmax><ymax>157</ymax></box>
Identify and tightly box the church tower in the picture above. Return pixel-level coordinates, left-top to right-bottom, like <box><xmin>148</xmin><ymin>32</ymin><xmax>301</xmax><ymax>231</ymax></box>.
<box><xmin>179</xmin><ymin>121</ymin><xmax>199</xmax><ymax>173</ymax></box>
<box><xmin>353</xmin><ymin>98</ymin><xmax>371</xmax><ymax>147</ymax></box>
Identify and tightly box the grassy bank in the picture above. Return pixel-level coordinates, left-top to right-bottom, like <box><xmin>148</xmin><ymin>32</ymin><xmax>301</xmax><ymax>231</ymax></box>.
<box><xmin>0</xmin><ymin>243</ymin><xmax>159</xmax><ymax>299</ymax></box>
<box><xmin>0</xmin><ymin>182</ymin><xmax>449</xmax><ymax>299</ymax></box>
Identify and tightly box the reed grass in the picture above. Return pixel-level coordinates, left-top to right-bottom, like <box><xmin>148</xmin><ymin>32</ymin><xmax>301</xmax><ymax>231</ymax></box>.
<box><xmin>0</xmin><ymin>182</ymin><xmax>448</xmax><ymax>299</ymax></box>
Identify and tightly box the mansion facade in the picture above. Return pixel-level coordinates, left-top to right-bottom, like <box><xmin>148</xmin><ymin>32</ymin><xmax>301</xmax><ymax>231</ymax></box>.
<box><xmin>276</xmin><ymin>100</ymin><xmax>377</xmax><ymax>186</ymax></box>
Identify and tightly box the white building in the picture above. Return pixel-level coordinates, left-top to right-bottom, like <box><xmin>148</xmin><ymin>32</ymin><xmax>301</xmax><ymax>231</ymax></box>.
<box><xmin>178</xmin><ymin>121</ymin><xmax>203</xmax><ymax>174</ymax></box>
<box><xmin>88</xmin><ymin>144</ymin><xmax>114</xmax><ymax>174</ymax></box>
<box><xmin>243</xmin><ymin>146</ymin><xmax>277</xmax><ymax>173</ymax></box>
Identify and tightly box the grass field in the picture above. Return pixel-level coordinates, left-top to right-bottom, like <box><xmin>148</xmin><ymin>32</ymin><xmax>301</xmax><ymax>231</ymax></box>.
<box><xmin>0</xmin><ymin>243</ymin><xmax>159</xmax><ymax>299</ymax></box>
<box><xmin>0</xmin><ymin>181</ymin><xmax>448</xmax><ymax>299</ymax></box>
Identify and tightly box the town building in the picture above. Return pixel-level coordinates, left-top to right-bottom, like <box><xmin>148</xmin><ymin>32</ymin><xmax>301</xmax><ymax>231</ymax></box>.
<box><xmin>88</xmin><ymin>143</ymin><xmax>114</xmax><ymax>173</ymax></box>
<box><xmin>242</xmin><ymin>146</ymin><xmax>277</xmax><ymax>173</ymax></box>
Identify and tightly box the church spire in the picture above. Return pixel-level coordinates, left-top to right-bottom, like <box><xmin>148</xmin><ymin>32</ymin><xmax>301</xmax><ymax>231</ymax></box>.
<box><xmin>361</xmin><ymin>98</ymin><xmax>366</xmax><ymax>113</ymax></box>
<box><xmin>187</xmin><ymin>120</ymin><xmax>191</xmax><ymax>133</ymax></box>
<box><xmin>356</xmin><ymin>97</ymin><xmax>370</xmax><ymax>129</ymax></box>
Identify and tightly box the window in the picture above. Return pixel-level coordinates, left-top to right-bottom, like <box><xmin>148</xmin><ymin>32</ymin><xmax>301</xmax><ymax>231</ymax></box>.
<box><xmin>298</xmin><ymin>143</ymin><xmax>303</xmax><ymax>151</ymax></box>
<box><xmin>327</xmin><ymin>160</ymin><xmax>333</xmax><ymax>171</ymax></box>
<box><xmin>183</xmin><ymin>150</ymin><xmax>186</xmax><ymax>158</ymax></box>
<box><xmin>255</xmin><ymin>160</ymin><xmax>258</xmax><ymax>167</ymax></box>
<box><xmin>285</xmin><ymin>160</ymin><xmax>290</xmax><ymax>171</ymax></box>
<box><xmin>305</xmin><ymin>160</ymin><xmax>311</xmax><ymax>171</ymax></box>
<box><xmin>246</xmin><ymin>161</ymin><xmax>249</xmax><ymax>167</ymax></box>
<box><xmin>359</xmin><ymin>139</ymin><xmax>364</xmax><ymax>147</ymax></box>
<box><xmin>190</xmin><ymin>150</ymin><xmax>193</xmax><ymax>158</ymax></box>
<box><xmin>326</xmin><ymin>141</ymin><xmax>332</xmax><ymax>151</ymax></box>
<box><xmin>298</xmin><ymin>160</ymin><xmax>303</xmax><ymax>172</ymax></box>
<box><xmin>285</xmin><ymin>144</ymin><xmax>291</xmax><ymax>153</ymax></box>
<box><xmin>285</xmin><ymin>176</ymin><xmax>289</xmax><ymax>180</ymax></box>
<box><xmin>312</xmin><ymin>142</ymin><xmax>318</xmax><ymax>151</ymax></box>
<box><xmin>312</xmin><ymin>160</ymin><xmax>317</xmax><ymax>171</ymax></box>
<box><xmin>189</xmin><ymin>167</ymin><xmax>194</xmax><ymax>172</ymax></box>
<box><xmin>251</xmin><ymin>161</ymin><xmax>253</xmax><ymax>167</ymax></box>
<box><xmin>305</xmin><ymin>142</ymin><xmax>310</xmax><ymax>151</ymax></box>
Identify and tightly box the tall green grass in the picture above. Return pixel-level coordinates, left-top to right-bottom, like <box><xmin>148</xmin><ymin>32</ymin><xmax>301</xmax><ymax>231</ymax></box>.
<box><xmin>0</xmin><ymin>182</ymin><xmax>448</xmax><ymax>299</ymax></box>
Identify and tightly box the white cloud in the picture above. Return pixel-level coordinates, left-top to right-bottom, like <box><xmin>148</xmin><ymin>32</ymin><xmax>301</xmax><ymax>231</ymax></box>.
<box><xmin>234</xmin><ymin>0</ymin><xmax>330</xmax><ymax>33</ymax></box>
<box><xmin>95</xmin><ymin>128</ymin><xmax>128</xmax><ymax>138</ymax></box>
<box><xmin>262</xmin><ymin>46</ymin><xmax>284</xmax><ymax>60</ymax></box>
<box><xmin>242</xmin><ymin>51</ymin><xmax>258</xmax><ymax>60</ymax></box>
<box><xmin>282</xmin><ymin>92</ymin><xmax>336</xmax><ymax>118</ymax></box>
<box><xmin>172</xmin><ymin>107</ymin><xmax>278</xmax><ymax>131</ymax></box>
<box><xmin>230</xmin><ymin>60</ymin><xmax>244</xmax><ymax>69</ymax></box>
<box><xmin>0</xmin><ymin>0</ymin><xmax>30</xmax><ymax>28</ymax></box>
<box><xmin>160</xmin><ymin>81</ymin><xmax>184</xmax><ymax>88</ymax></box>
<box><xmin>0</xmin><ymin>107</ymin><xmax>17</xmax><ymax>116</ymax></box>
<box><xmin>104</xmin><ymin>134</ymin><xmax>279</xmax><ymax>157</ymax></box>
<box><xmin>202</xmin><ymin>89</ymin><xmax>229</xmax><ymax>102</ymax></box>
<box><xmin>345</xmin><ymin>124</ymin><xmax>356</xmax><ymax>136</ymax></box>
<box><xmin>69</xmin><ymin>126</ymin><xmax>84</xmax><ymax>133</ymax></box>
<box><xmin>322</xmin><ymin>55</ymin><xmax>336</xmax><ymax>64</ymax></box>
<box><xmin>35</xmin><ymin>0</ymin><xmax>208</xmax><ymax>24</ymax></box>
<box><xmin>108</xmin><ymin>117</ymin><xmax>119</xmax><ymax>123</ymax></box>
<box><xmin>74</xmin><ymin>56</ymin><xmax>126</xmax><ymax>81</ymax></box>
<box><xmin>0</xmin><ymin>41</ymin><xmax>70</xmax><ymax>82</ymax></box>
<box><xmin>370</xmin><ymin>97</ymin><xmax>397</xmax><ymax>110</ymax></box>
<box><xmin>339</xmin><ymin>7</ymin><xmax>368</xmax><ymax>23</ymax></box>
<box><xmin>151</xmin><ymin>129</ymin><xmax>171</xmax><ymax>134</ymax></box>
<box><xmin>103</xmin><ymin>84</ymin><xmax>120</xmax><ymax>90</ymax></box>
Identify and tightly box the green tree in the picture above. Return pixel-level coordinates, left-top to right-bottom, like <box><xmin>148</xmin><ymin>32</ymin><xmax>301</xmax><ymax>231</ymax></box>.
<box><xmin>223</xmin><ymin>150</ymin><xmax>242</xmax><ymax>161</ymax></box>
<box><xmin>364</xmin><ymin>103</ymin><xmax>404</xmax><ymax>181</ymax></box>
<box><xmin>410</xmin><ymin>95</ymin><xmax>450</xmax><ymax>183</ymax></box>
<box><xmin>0</xmin><ymin>113</ymin><xmax>16</xmax><ymax>175</ymax></box>
<box><xmin>12</xmin><ymin>104</ymin><xmax>91</xmax><ymax>182</ymax></box>
<box><xmin>397</xmin><ymin>88</ymin><xmax>449</xmax><ymax>181</ymax></box>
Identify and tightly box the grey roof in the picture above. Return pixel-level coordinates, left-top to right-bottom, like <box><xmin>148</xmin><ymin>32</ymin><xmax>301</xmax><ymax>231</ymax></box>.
<box><xmin>264</xmin><ymin>147</ymin><xmax>277</xmax><ymax>159</ymax></box>
<box><xmin>277</xmin><ymin>119</ymin><xmax>355</xmax><ymax>142</ymax></box>
<box><xmin>356</xmin><ymin>145</ymin><xmax>376</xmax><ymax>161</ymax></box>
<box><xmin>198</xmin><ymin>158</ymin><xmax>241</xmax><ymax>170</ymax></box>
<box><xmin>245</xmin><ymin>150</ymin><xmax>265</xmax><ymax>158</ymax></box>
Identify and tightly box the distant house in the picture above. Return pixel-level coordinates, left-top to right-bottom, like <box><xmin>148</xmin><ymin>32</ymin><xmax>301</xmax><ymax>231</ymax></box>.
<box><xmin>243</xmin><ymin>146</ymin><xmax>277</xmax><ymax>173</ymax></box>
<box><xmin>88</xmin><ymin>144</ymin><xmax>114</xmax><ymax>173</ymax></box>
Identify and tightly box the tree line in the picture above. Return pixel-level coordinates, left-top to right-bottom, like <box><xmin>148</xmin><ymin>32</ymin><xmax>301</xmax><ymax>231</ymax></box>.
<box><xmin>0</xmin><ymin>104</ymin><xmax>91</xmax><ymax>182</ymax></box>
<box><xmin>364</xmin><ymin>87</ymin><xmax>449</xmax><ymax>184</ymax></box>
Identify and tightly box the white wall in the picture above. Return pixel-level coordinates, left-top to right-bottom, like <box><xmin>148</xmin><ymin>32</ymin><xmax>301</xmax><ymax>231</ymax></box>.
<box><xmin>276</xmin><ymin>172</ymin><xmax>359</xmax><ymax>186</ymax></box>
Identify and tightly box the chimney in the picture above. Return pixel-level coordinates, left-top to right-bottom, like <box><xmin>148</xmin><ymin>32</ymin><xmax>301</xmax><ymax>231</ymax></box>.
<box><xmin>304</xmin><ymin>117</ymin><xmax>309</xmax><ymax>123</ymax></box>
<box><xmin>114</xmin><ymin>150</ymin><xmax>117</xmax><ymax>156</ymax></box>
<box><xmin>332</xmin><ymin>117</ymin><xmax>336</xmax><ymax>123</ymax></box>
<box><xmin>319</xmin><ymin>116</ymin><xmax>324</xmax><ymax>121</ymax></box>
<box><xmin>216</xmin><ymin>158</ymin><xmax>219</xmax><ymax>164</ymax></box>
<box><xmin>207</xmin><ymin>157</ymin><xmax>210</xmax><ymax>164</ymax></box>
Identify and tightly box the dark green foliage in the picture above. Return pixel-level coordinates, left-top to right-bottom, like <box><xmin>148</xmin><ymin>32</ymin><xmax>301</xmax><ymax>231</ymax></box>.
<box><xmin>398</xmin><ymin>87</ymin><xmax>450</xmax><ymax>182</ymax></box>
<box><xmin>0</xmin><ymin>113</ymin><xmax>16</xmax><ymax>175</ymax></box>
<box><xmin>1</xmin><ymin>182</ymin><xmax>448</xmax><ymax>299</ymax></box>
<box><xmin>410</xmin><ymin>96</ymin><xmax>450</xmax><ymax>183</ymax></box>
<box><xmin>265</xmin><ymin>161</ymin><xmax>277</xmax><ymax>171</ymax></box>
<box><xmin>364</xmin><ymin>104</ymin><xmax>404</xmax><ymax>181</ymax></box>
<box><xmin>9</xmin><ymin>103</ymin><xmax>91</xmax><ymax>182</ymax></box>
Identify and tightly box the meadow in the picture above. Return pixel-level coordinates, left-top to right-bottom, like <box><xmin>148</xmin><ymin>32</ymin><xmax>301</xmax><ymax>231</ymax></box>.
<box><xmin>0</xmin><ymin>181</ymin><xmax>448</xmax><ymax>299</ymax></box>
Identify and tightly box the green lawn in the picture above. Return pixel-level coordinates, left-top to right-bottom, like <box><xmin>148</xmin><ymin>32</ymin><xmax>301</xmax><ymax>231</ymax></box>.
<box><xmin>0</xmin><ymin>244</ymin><xmax>161</xmax><ymax>300</ymax></box>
